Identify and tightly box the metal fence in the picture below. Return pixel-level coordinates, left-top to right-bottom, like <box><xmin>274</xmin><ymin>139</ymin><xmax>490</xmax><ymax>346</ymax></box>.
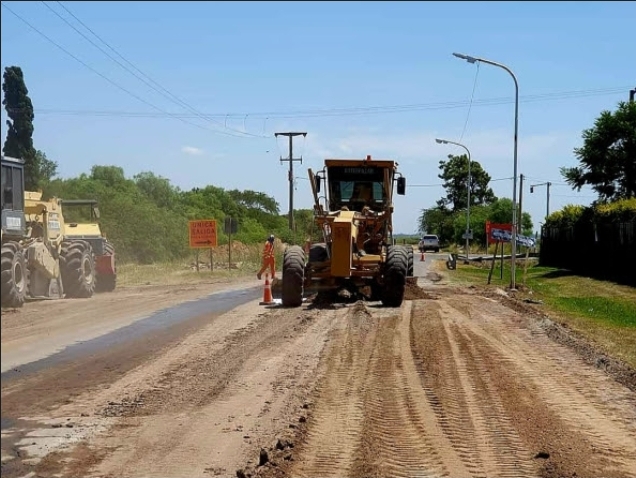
<box><xmin>539</xmin><ymin>219</ymin><xmax>636</xmax><ymax>285</ymax></box>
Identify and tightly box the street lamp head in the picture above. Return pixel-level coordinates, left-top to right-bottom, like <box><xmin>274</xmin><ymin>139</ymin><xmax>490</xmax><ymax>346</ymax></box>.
<box><xmin>452</xmin><ymin>52</ymin><xmax>478</xmax><ymax>64</ymax></box>
<box><xmin>435</xmin><ymin>138</ymin><xmax>447</xmax><ymax>144</ymax></box>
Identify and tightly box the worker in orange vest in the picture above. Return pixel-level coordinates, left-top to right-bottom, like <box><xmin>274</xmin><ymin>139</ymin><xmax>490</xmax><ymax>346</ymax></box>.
<box><xmin>257</xmin><ymin>234</ymin><xmax>276</xmax><ymax>280</ymax></box>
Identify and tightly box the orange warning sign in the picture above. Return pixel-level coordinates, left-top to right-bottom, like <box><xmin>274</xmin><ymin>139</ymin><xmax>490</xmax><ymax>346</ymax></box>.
<box><xmin>189</xmin><ymin>219</ymin><xmax>217</xmax><ymax>248</ymax></box>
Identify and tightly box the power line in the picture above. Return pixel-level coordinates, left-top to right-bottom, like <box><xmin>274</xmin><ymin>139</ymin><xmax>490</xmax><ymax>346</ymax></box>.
<box><xmin>410</xmin><ymin>176</ymin><xmax>513</xmax><ymax>188</ymax></box>
<box><xmin>1</xmin><ymin>1</ymin><xmax>256</xmax><ymax>139</ymax></box>
<box><xmin>458</xmin><ymin>62</ymin><xmax>480</xmax><ymax>143</ymax></box>
<box><xmin>11</xmin><ymin>86</ymin><xmax>628</xmax><ymax>119</ymax></box>
<box><xmin>48</xmin><ymin>1</ymin><xmax>266</xmax><ymax>138</ymax></box>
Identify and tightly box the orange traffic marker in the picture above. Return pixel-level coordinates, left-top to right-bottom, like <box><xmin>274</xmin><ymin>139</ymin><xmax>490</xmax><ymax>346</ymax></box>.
<box><xmin>420</xmin><ymin>251</ymin><xmax>426</xmax><ymax>261</ymax></box>
<box><xmin>259</xmin><ymin>274</ymin><xmax>275</xmax><ymax>305</ymax></box>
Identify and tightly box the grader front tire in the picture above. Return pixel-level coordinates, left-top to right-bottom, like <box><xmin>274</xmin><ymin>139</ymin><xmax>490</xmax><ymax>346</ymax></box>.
<box><xmin>281</xmin><ymin>245</ymin><xmax>305</xmax><ymax>308</ymax></box>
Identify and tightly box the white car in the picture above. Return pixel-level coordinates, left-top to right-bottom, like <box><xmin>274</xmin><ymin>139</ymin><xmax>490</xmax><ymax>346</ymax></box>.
<box><xmin>419</xmin><ymin>235</ymin><xmax>440</xmax><ymax>253</ymax></box>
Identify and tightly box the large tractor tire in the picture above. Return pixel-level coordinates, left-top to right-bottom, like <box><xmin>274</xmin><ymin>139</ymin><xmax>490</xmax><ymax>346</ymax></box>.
<box><xmin>1</xmin><ymin>241</ymin><xmax>27</xmax><ymax>308</ymax></box>
<box><xmin>60</xmin><ymin>240</ymin><xmax>96</xmax><ymax>299</ymax></box>
<box><xmin>381</xmin><ymin>245</ymin><xmax>408</xmax><ymax>307</ymax></box>
<box><xmin>95</xmin><ymin>240</ymin><xmax>117</xmax><ymax>293</ymax></box>
<box><xmin>407</xmin><ymin>247</ymin><xmax>414</xmax><ymax>277</ymax></box>
<box><xmin>282</xmin><ymin>245</ymin><xmax>305</xmax><ymax>307</ymax></box>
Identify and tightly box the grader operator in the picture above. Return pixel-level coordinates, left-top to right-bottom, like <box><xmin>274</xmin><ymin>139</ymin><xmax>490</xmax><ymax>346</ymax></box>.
<box><xmin>275</xmin><ymin>155</ymin><xmax>413</xmax><ymax>307</ymax></box>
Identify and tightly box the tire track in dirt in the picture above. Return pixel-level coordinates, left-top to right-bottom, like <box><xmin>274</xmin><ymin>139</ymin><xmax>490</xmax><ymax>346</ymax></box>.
<box><xmin>286</xmin><ymin>302</ymin><xmax>374</xmax><ymax>477</ymax></box>
<box><xmin>350</xmin><ymin>302</ymin><xmax>470</xmax><ymax>478</ymax></box>
<box><xmin>440</xmin><ymin>296</ymin><xmax>636</xmax><ymax>477</ymax></box>
<box><xmin>265</xmin><ymin>290</ymin><xmax>636</xmax><ymax>478</ymax></box>
<box><xmin>285</xmin><ymin>301</ymin><xmax>473</xmax><ymax>478</ymax></box>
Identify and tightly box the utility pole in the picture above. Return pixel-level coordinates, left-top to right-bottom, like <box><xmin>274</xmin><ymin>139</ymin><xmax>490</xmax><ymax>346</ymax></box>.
<box><xmin>518</xmin><ymin>173</ymin><xmax>524</xmax><ymax>234</ymax></box>
<box><xmin>530</xmin><ymin>181</ymin><xmax>552</xmax><ymax>221</ymax></box>
<box><xmin>630</xmin><ymin>88</ymin><xmax>635</xmax><ymax>102</ymax></box>
<box><xmin>275</xmin><ymin>132</ymin><xmax>307</xmax><ymax>231</ymax></box>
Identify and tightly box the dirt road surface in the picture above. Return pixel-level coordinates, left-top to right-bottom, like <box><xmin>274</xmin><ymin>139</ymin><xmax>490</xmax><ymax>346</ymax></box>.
<box><xmin>2</xmin><ymin>254</ymin><xmax>635</xmax><ymax>478</ymax></box>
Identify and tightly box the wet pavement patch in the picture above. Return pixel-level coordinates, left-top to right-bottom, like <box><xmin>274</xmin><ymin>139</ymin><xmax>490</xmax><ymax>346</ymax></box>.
<box><xmin>1</xmin><ymin>286</ymin><xmax>261</xmax><ymax>389</ymax></box>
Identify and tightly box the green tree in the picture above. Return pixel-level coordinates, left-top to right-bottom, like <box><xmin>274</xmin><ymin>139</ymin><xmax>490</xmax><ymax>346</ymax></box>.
<box><xmin>561</xmin><ymin>101</ymin><xmax>636</xmax><ymax>201</ymax></box>
<box><xmin>2</xmin><ymin>66</ymin><xmax>41</xmax><ymax>189</ymax></box>
<box><xmin>418</xmin><ymin>206</ymin><xmax>455</xmax><ymax>244</ymax></box>
<box><xmin>35</xmin><ymin>149</ymin><xmax>58</xmax><ymax>183</ymax></box>
<box><xmin>134</xmin><ymin>171</ymin><xmax>180</xmax><ymax>209</ymax></box>
<box><xmin>488</xmin><ymin>198</ymin><xmax>533</xmax><ymax>235</ymax></box>
<box><xmin>437</xmin><ymin>154</ymin><xmax>497</xmax><ymax>212</ymax></box>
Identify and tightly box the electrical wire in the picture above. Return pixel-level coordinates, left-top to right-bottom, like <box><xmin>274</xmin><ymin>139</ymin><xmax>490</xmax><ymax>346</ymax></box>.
<box><xmin>1</xmin><ymin>1</ymin><xmax>262</xmax><ymax>139</ymax></box>
<box><xmin>42</xmin><ymin>1</ymin><xmax>264</xmax><ymax>139</ymax></box>
<box><xmin>50</xmin><ymin>1</ymin><xmax>267</xmax><ymax>138</ymax></box>
<box><xmin>13</xmin><ymin>86</ymin><xmax>628</xmax><ymax>119</ymax></box>
<box><xmin>458</xmin><ymin>63</ymin><xmax>480</xmax><ymax>144</ymax></box>
<box><xmin>410</xmin><ymin>176</ymin><xmax>513</xmax><ymax>187</ymax></box>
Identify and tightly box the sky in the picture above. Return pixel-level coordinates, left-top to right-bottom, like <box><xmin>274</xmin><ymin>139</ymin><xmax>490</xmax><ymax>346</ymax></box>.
<box><xmin>1</xmin><ymin>1</ymin><xmax>634</xmax><ymax>235</ymax></box>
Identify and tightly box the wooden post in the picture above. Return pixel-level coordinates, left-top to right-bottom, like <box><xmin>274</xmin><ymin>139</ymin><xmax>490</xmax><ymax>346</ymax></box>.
<box><xmin>500</xmin><ymin>241</ymin><xmax>504</xmax><ymax>279</ymax></box>
<box><xmin>488</xmin><ymin>241</ymin><xmax>499</xmax><ymax>284</ymax></box>
<box><xmin>523</xmin><ymin>246</ymin><xmax>530</xmax><ymax>285</ymax></box>
<box><xmin>209</xmin><ymin>248</ymin><xmax>213</xmax><ymax>273</ymax></box>
<box><xmin>195</xmin><ymin>249</ymin><xmax>200</xmax><ymax>273</ymax></box>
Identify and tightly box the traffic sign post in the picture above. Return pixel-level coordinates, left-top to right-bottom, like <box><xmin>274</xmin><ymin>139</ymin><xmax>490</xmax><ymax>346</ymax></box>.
<box><xmin>189</xmin><ymin>220</ymin><xmax>218</xmax><ymax>248</ymax></box>
<box><xmin>189</xmin><ymin>220</ymin><xmax>217</xmax><ymax>273</ymax></box>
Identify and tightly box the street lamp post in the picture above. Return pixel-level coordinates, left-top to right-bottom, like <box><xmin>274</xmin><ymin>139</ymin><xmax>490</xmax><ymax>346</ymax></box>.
<box><xmin>436</xmin><ymin>138</ymin><xmax>472</xmax><ymax>264</ymax></box>
<box><xmin>452</xmin><ymin>52</ymin><xmax>520</xmax><ymax>289</ymax></box>
<box><xmin>530</xmin><ymin>182</ymin><xmax>552</xmax><ymax>221</ymax></box>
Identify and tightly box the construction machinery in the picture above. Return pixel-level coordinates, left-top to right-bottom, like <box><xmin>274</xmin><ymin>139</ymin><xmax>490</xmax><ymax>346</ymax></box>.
<box><xmin>275</xmin><ymin>154</ymin><xmax>412</xmax><ymax>307</ymax></box>
<box><xmin>60</xmin><ymin>199</ymin><xmax>117</xmax><ymax>292</ymax></box>
<box><xmin>1</xmin><ymin>155</ymin><xmax>96</xmax><ymax>308</ymax></box>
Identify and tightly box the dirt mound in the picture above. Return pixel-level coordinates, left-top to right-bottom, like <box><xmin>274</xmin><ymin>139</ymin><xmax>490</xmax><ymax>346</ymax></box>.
<box><xmin>404</xmin><ymin>279</ymin><xmax>436</xmax><ymax>300</ymax></box>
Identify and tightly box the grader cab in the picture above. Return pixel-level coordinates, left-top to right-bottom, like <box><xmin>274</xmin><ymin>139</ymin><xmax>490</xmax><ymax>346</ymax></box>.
<box><xmin>277</xmin><ymin>155</ymin><xmax>413</xmax><ymax>307</ymax></box>
<box><xmin>1</xmin><ymin>155</ymin><xmax>97</xmax><ymax>308</ymax></box>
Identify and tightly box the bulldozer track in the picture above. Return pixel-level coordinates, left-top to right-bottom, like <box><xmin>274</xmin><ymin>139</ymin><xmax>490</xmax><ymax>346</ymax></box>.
<box><xmin>280</xmin><ymin>294</ymin><xmax>636</xmax><ymax>478</ymax></box>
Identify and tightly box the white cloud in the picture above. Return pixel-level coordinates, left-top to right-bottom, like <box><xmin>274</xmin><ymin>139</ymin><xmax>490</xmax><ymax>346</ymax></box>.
<box><xmin>181</xmin><ymin>145</ymin><xmax>204</xmax><ymax>156</ymax></box>
<box><xmin>299</xmin><ymin>127</ymin><xmax>582</xmax><ymax>234</ymax></box>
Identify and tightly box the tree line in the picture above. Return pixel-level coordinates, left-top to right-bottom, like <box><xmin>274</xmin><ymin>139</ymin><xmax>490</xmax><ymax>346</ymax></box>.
<box><xmin>418</xmin><ymin>99</ymin><xmax>636</xmax><ymax>248</ymax></box>
<box><xmin>2</xmin><ymin>65</ymin><xmax>319</xmax><ymax>263</ymax></box>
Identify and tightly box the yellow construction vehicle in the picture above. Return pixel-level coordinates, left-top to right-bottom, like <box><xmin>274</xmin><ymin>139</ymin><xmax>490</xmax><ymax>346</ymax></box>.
<box><xmin>275</xmin><ymin>154</ymin><xmax>412</xmax><ymax>307</ymax></box>
<box><xmin>61</xmin><ymin>199</ymin><xmax>117</xmax><ymax>293</ymax></box>
<box><xmin>1</xmin><ymin>155</ymin><xmax>96</xmax><ymax>307</ymax></box>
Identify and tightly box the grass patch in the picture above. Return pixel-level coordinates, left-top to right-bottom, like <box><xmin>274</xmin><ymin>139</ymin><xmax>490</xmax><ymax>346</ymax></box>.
<box><xmin>117</xmin><ymin>243</ymin><xmax>266</xmax><ymax>286</ymax></box>
<box><xmin>449</xmin><ymin>260</ymin><xmax>636</xmax><ymax>368</ymax></box>
<box><xmin>115</xmin><ymin>262</ymin><xmax>252</xmax><ymax>287</ymax></box>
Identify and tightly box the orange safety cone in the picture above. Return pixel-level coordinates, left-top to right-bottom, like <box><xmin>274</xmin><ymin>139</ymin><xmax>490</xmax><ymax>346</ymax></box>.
<box><xmin>420</xmin><ymin>251</ymin><xmax>426</xmax><ymax>261</ymax></box>
<box><xmin>259</xmin><ymin>274</ymin><xmax>275</xmax><ymax>305</ymax></box>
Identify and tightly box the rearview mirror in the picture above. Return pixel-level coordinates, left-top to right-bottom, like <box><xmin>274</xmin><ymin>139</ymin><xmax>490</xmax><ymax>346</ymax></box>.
<box><xmin>315</xmin><ymin>174</ymin><xmax>321</xmax><ymax>193</ymax></box>
<box><xmin>397</xmin><ymin>177</ymin><xmax>406</xmax><ymax>195</ymax></box>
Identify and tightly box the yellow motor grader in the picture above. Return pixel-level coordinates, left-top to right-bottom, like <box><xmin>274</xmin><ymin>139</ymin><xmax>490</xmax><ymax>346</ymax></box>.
<box><xmin>1</xmin><ymin>155</ymin><xmax>96</xmax><ymax>308</ymax></box>
<box><xmin>273</xmin><ymin>154</ymin><xmax>412</xmax><ymax>307</ymax></box>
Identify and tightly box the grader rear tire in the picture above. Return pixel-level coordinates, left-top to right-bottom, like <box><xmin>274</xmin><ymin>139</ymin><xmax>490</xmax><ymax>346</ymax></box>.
<box><xmin>282</xmin><ymin>245</ymin><xmax>305</xmax><ymax>307</ymax></box>
<box><xmin>407</xmin><ymin>247</ymin><xmax>414</xmax><ymax>277</ymax></box>
<box><xmin>381</xmin><ymin>245</ymin><xmax>408</xmax><ymax>307</ymax></box>
<box><xmin>61</xmin><ymin>240</ymin><xmax>96</xmax><ymax>298</ymax></box>
<box><xmin>1</xmin><ymin>241</ymin><xmax>27</xmax><ymax>308</ymax></box>
<box><xmin>95</xmin><ymin>240</ymin><xmax>117</xmax><ymax>293</ymax></box>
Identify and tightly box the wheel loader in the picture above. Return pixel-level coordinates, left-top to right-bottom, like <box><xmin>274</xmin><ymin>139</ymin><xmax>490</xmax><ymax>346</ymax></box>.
<box><xmin>1</xmin><ymin>155</ymin><xmax>96</xmax><ymax>308</ymax></box>
<box><xmin>273</xmin><ymin>154</ymin><xmax>413</xmax><ymax>308</ymax></box>
<box><xmin>60</xmin><ymin>199</ymin><xmax>117</xmax><ymax>292</ymax></box>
